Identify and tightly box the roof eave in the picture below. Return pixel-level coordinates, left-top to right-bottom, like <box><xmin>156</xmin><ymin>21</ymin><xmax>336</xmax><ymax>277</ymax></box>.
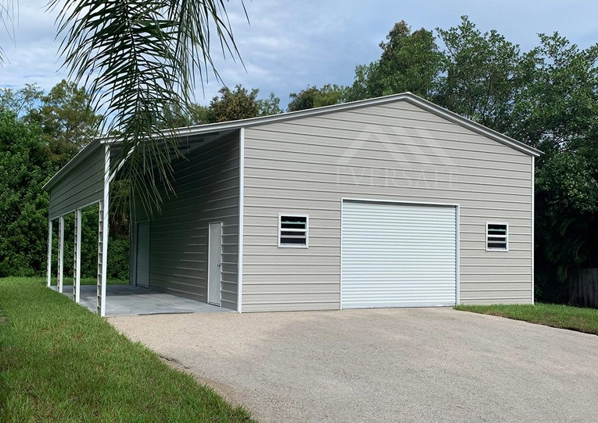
<box><xmin>402</xmin><ymin>95</ymin><xmax>542</xmax><ymax>158</ymax></box>
<box><xmin>43</xmin><ymin>139</ymin><xmax>103</xmax><ymax>191</ymax></box>
<box><xmin>100</xmin><ymin>92</ymin><xmax>541</xmax><ymax>157</ymax></box>
<box><xmin>50</xmin><ymin>92</ymin><xmax>540</xmax><ymax>193</ymax></box>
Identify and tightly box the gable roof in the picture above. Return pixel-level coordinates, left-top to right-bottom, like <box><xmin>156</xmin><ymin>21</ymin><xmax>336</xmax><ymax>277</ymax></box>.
<box><xmin>44</xmin><ymin>92</ymin><xmax>540</xmax><ymax>191</ymax></box>
<box><xmin>109</xmin><ymin>92</ymin><xmax>540</xmax><ymax>157</ymax></box>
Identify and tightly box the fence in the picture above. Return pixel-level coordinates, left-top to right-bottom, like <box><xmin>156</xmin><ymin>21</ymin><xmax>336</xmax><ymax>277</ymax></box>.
<box><xmin>567</xmin><ymin>268</ymin><xmax>598</xmax><ymax>308</ymax></box>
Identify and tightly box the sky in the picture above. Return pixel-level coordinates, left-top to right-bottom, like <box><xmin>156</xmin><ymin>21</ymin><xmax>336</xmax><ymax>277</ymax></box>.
<box><xmin>1</xmin><ymin>0</ymin><xmax>598</xmax><ymax>109</ymax></box>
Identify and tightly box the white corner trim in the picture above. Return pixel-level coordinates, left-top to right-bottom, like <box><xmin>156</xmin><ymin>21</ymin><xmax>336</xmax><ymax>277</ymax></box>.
<box><xmin>237</xmin><ymin>128</ymin><xmax>245</xmax><ymax>313</ymax></box>
<box><xmin>74</xmin><ymin>209</ymin><xmax>82</xmax><ymax>303</ymax></box>
<box><xmin>339</xmin><ymin>199</ymin><xmax>344</xmax><ymax>310</ymax></box>
<box><xmin>207</xmin><ymin>221</ymin><xmax>224</xmax><ymax>307</ymax></box>
<box><xmin>58</xmin><ymin>216</ymin><xmax>64</xmax><ymax>293</ymax></box>
<box><xmin>47</xmin><ymin>219</ymin><xmax>53</xmax><ymax>288</ymax></box>
<box><xmin>98</xmin><ymin>143</ymin><xmax>111</xmax><ymax>317</ymax></box>
<box><xmin>455</xmin><ymin>205</ymin><xmax>461</xmax><ymax>306</ymax></box>
<box><xmin>531</xmin><ymin>157</ymin><xmax>536</xmax><ymax>304</ymax></box>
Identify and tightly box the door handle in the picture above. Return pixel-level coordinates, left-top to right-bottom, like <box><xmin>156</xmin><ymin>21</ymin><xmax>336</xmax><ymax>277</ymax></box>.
<box><xmin>217</xmin><ymin>263</ymin><xmax>221</xmax><ymax>268</ymax></box>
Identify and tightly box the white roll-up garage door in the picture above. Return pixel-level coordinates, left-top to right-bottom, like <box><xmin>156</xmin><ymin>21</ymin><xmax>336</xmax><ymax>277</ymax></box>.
<box><xmin>341</xmin><ymin>201</ymin><xmax>457</xmax><ymax>308</ymax></box>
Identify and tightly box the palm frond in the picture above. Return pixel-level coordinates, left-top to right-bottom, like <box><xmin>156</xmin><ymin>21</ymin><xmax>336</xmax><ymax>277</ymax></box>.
<box><xmin>0</xmin><ymin>0</ymin><xmax>17</xmax><ymax>65</ymax></box>
<box><xmin>49</xmin><ymin>0</ymin><xmax>244</xmax><ymax>214</ymax></box>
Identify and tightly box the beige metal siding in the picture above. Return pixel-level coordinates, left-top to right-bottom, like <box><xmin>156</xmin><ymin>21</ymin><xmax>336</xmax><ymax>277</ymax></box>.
<box><xmin>139</xmin><ymin>132</ymin><xmax>239</xmax><ymax>310</ymax></box>
<box><xmin>48</xmin><ymin>143</ymin><xmax>104</xmax><ymax>219</ymax></box>
<box><xmin>242</xmin><ymin>100</ymin><xmax>533</xmax><ymax>312</ymax></box>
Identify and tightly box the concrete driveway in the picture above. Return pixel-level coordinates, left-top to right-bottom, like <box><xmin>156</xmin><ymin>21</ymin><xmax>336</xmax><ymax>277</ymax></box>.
<box><xmin>109</xmin><ymin>308</ymin><xmax>598</xmax><ymax>423</ymax></box>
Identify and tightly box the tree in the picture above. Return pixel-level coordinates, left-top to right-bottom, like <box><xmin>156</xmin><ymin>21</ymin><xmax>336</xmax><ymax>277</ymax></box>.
<box><xmin>206</xmin><ymin>85</ymin><xmax>281</xmax><ymax>123</ymax></box>
<box><xmin>510</xmin><ymin>33</ymin><xmax>598</xmax><ymax>301</ymax></box>
<box><xmin>187</xmin><ymin>103</ymin><xmax>213</xmax><ymax>125</ymax></box>
<box><xmin>287</xmin><ymin>84</ymin><xmax>345</xmax><ymax>112</ymax></box>
<box><xmin>0</xmin><ymin>84</ymin><xmax>43</xmax><ymax>118</ymax></box>
<box><xmin>158</xmin><ymin>87</ymin><xmax>281</xmax><ymax>128</ymax></box>
<box><xmin>159</xmin><ymin>102</ymin><xmax>211</xmax><ymax>128</ymax></box>
<box><xmin>344</xmin><ymin>63</ymin><xmax>378</xmax><ymax>102</ymax></box>
<box><xmin>0</xmin><ymin>110</ymin><xmax>54</xmax><ymax>276</ymax></box>
<box><xmin>26</xmin><ymin>80</ymin><xmax>102</xmax><ymax>167</ymax></box>
<box><xmin>257</xmin><ymin>92</ymin><xmax>283</xmax><ymax>116</ymax></box>
<box><xmin>510</xmin><ymin>33</ymin><xmax>598</xmax><ymax>149</ymax></box>
<box><xmin>435</xmin><ymin>16</ymin><xmax>523</xmax><ymax>133</ymax></box>
<box><xmin>209</xmin><ymin>85</ymin><xmax>261</xmax><ymax>122</ymax></box>
<box><xmin>345</xmin><ymin>21</ymin><xmax>442</xmax><ymax>101</ymax></box>
<box><xmin>0</xmin><ymin>81</ymin><xmax>102</xmax><ymax>167</ymax></box>
<box><xmin>21</xmin><ymin>0</ymin><xmax>244</xmax><ymax>214</ymax></box>
<box><xmin>0</xmin><ymin>83</ymin><xmax>131</xmax><ymax>279</ymax></box>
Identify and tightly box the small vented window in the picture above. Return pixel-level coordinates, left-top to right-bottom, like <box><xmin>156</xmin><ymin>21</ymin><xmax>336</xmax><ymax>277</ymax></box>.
<box><xmin>279</xmin><ymin>214</ymin><xmax>309</xmax><ymax>248</ymax></box>
<box><xmin>486</xmin><ymin>223</ymin><xmax>508</xmax><ymax>251</ymax></box>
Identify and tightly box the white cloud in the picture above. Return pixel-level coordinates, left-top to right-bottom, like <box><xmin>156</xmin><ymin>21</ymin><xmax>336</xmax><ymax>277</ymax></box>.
<box><xmin>2</xmin><ymin>0</ymin><xmax>598</xmax><ymax>109</ymax></box>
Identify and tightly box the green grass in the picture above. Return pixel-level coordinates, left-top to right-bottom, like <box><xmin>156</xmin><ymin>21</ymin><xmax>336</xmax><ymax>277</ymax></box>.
<box><xmin>455</xmin><ymin>303</ymin><xmax>598</xmax><ymax>335</ymax></box>
<box><xmin>0</xmin><ymin>277</ymin><xmax>255</xmax><ymax>423</ymax></box>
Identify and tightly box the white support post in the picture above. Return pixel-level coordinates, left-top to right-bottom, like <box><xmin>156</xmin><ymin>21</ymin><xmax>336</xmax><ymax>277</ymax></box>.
<box><xmin>58</xmin><ymin>216</ymin><xmax>64</xmax><ymax>293</ymax></box>
<box><xmin>97</xmin><ymin>144</ymin><xmax>110</xmax><ymax>317</ymax></box>
<box><xmin>237</xmin><ymin>128</ymin><xmax>245</xmax><ymax>313</ymax></box>
<box><xmin>74</xmin><ymin>209</ymin><xmax>82</xmax><ymax>303</ymax></box>
<box><xmin>47</xmin><ymin>219</ymin><xmax>53</xmax><ymax>288</ymax></box>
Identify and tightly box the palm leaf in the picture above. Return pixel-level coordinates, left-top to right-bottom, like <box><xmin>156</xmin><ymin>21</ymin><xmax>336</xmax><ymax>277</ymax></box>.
<box><xmin>49</xmin><ymin>0</ymin><xmax>245</xmax><ymax>214</ymax></box>
<box><xmin>0</xmin><ymin>0</ymin><xmax>16</xmax><ymax>65</ymax></box>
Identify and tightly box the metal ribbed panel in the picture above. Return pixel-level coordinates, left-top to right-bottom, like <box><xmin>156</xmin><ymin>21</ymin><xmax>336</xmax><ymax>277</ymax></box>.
<box><xmin>48</xmin><ymin>142</ymin><xmax>104</xmax><ymax>219</ymax></box>
<box><xmin>136</xmin><ymin>222</ymin><xmax>150</xmax><ymax>288</ymax></box>
<box><xmin>341</xmin><ymin>201</ymin><xmax>457</xmax><ymax>308</ymax></box>
<box><xmin>144</xmin><ymin>131</ymin><xmax>240</xmax><ymax>310</ymax></box>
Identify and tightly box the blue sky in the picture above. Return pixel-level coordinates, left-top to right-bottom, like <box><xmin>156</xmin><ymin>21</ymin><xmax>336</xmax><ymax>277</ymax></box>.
<box><xmin>2</xmin><ymin>0</ymin><xmax>598</xmax><ymax>109</ymax></box>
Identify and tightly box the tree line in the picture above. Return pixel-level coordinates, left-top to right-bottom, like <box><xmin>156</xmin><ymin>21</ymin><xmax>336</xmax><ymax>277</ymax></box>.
<box><xmin>1</xmin><ymin>16</ymin><xmax>597</xmax><ymax>304</ymax></box>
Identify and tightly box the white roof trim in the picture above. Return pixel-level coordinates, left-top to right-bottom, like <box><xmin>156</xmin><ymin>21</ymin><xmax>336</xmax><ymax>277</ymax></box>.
<box><xmin>405</xmin><ymin>95</ymin><xmax>541</xmax><ymax>157</ymax></box>
<box><xmin>45</xmin><ymin>92</ymin><xmax>541</xmax><ymax>192</ymax></box>
<box><xmin>100</xmin><ymin>92</ymin><xmax>541</xmax><ymax>157</ymax></box>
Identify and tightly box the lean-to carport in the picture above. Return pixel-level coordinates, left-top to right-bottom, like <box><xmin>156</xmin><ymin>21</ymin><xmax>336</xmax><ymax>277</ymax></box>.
<box><xmin>44</xmin><ymin>131</ymin><xmax>224</xmax><ymax>317</ymax></box>
<box><xmin>44</xmin><ymin>140</ymin><xmax>114</xmax><ymax>316</ymax></box>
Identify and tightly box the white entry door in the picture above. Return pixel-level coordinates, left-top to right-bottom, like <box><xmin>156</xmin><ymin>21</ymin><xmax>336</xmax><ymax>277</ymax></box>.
<box><xmin>135</xmin><ymin>222</ymin><xmax>150</xmax><ymax>288</ymax></box>
<box><xmin>208</xmin><ymin>222</ymin><xmax>223</xmax><ymax>306</ymax></box>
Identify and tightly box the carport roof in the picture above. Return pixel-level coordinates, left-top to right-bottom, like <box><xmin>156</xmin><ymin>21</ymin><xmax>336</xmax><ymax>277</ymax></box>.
<box><xmin>43</xmin><ymin>92</ymin><xmax>542</xmax><ymax>191</ymax></box>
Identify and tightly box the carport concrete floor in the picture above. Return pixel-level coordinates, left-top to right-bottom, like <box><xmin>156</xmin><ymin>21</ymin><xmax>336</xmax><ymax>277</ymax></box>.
<box><xmin>109</xmin><ymin>308</ymin><xmax>598</xmax><ymax>423</ymax></box>
<box><xmin>51</xmin><ymin>285</ymin><xmax>228</xmax><ymax>316</ymax></box>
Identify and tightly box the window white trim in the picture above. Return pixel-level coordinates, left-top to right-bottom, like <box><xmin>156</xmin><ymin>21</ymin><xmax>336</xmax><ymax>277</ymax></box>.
<box><xmin>486</xmin><ymin>222</ymin><xmax>509</xmax><ymax>251</ymax></box>
<box><xmin>278</xmin><ymin>213</ymin><xmax>309</xmax><ymax>248</ymax></box>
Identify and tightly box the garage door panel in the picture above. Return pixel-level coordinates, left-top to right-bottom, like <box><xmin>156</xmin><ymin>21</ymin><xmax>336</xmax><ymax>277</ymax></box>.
<box><xmin>342</xmin><ymin>267</ymin><xmax>456</xmax><ymax>273</ymax></box>
<box><xmin>341</xmin><ymin>201</ymin><xmax>457</xmax><ymax>309</ymax></box>
<box><xmin>342</xmin><ymin>297</ymin><xmax>455</xmax><ymax>308</ymax></box>
<box><xmin>342</xmin><ymin>286</ymin><xmax>457</xmax><ymax>293</ymax></box>
<box><xmin>342</xmin><ymin>254</ymin><xmax>457</xmax><ymax>261</ymax></box>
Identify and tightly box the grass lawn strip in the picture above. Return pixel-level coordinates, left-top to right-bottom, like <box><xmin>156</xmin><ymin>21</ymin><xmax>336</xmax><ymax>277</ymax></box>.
<box><xmin>455</xmin><ymin>303</ymin><xmax>598</xmax><ymax>336</ymax></box>
<box><xmin>0</xmin><ymin>277</ymin><xmax>255</xmax><ymax>423</ymax></box>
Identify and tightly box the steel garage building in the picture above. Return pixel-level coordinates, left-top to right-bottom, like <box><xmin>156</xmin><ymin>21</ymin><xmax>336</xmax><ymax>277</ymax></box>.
<box><xmin>44</xmin><ymin>93</ymin><xmax>541</xmax><ymax>315</ymax></box>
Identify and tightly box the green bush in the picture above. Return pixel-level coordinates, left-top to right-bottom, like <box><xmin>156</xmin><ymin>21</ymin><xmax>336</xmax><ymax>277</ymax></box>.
<box><xmin>0</xmin><ymin>110</ymin><xmax>130</xmax><ymax>280</ymax></box>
